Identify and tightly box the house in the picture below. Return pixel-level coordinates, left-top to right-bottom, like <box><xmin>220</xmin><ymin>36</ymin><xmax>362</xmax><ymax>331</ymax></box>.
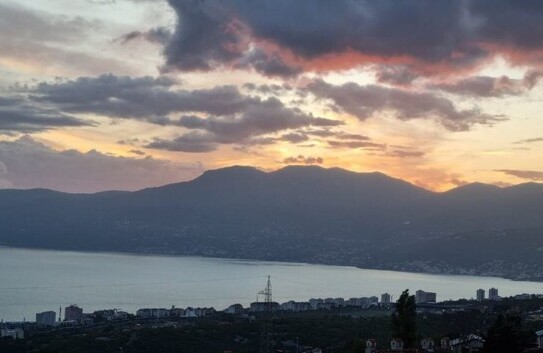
<box><xmin>224</xmin><ymin>304</ymin><xmax>244</xmax><ymax>314</ymax></box>
<box><xmin>136</xmin><ymin>308</ymin><xmax>169</xmax><ymax>319</ymax></box>
<box><xmin>0</xmin><ymin>328</ymin><xmax>24</xmax><ymax>339</ymax></box>
<box><xmin>391</xmin><ymin>338</ymin><xmax>404</xmax><ymax>351</ymax></box>
<box><xmin>365</xmin><ymin>339</ymin><xmax>377</xmax><ymax>353</ymax></box>
<box><xmin>421</xmin><ymin>338</ymin><xmax>435</xmax><ymax>352</ymax></box>
<box><xmin>450</xmin><ymin>334</ymin><xmax>484</xmax><ymax>353</ymax></box>
<box><xmin>440</xmin><ymin>337</ymin><xmax>450</xmax><ymax>350</ymax></box>
<box><xmin>536</xmin><ymin>329</ymin><xmax>543</xmax><ymax>349</ymax></box>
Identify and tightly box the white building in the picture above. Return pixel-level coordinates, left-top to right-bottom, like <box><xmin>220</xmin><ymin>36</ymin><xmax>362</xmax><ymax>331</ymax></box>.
<box><xmin>450</xmin><ymin>334</ymin><xmax>484</xmax><ymax>353</ymax></box>
<box><xmin>489</xmin><ymin>288</ymin><xmax>499</xmax><ymax>301</ymax></box>
<box><xmin>309</xmin><ymin>298</ymin><xmax>323</xmax><ymax>310</ymax></box>
<box><xmin>381</xmin><ymin>293</ymin><xmax>392</xmax><ymax>305</ymax></box>
<box><xmin>224</xmin><ymin>304</ymin><xmax>244</xmax><ymax>314</ymax></box>
<box><xmin>64</xmin><ymin>305</ymin><xmax>83</xmax><ymax>321</ymax></box>
<box><xmin>536</xmin><ymin>329</ymin><xmax>543</xmax><ymax>348</ymax></box>
<box><xmin>136</xmin><ymin>308</ymin><xmax>169</xmax><ymax>319</ymax></box>
<box><xmin>421</xmin><ymin>337</ymin><xmax>435</xmax><ymax>352</ymax></box>
<box><xmin>476</xmin><ymin>289</ymin><xmax>485</xmax><ymax>302</ymax></box>
<box><xmin>365</xmin><ymin>339</ymin><xmax>377</xmax><ymax>353</ymax></box>
<box><xmin>36</xmin><ymin>311</ymin><xmax>56</xmax><ymax>325</ymax></box>
<box><xmin>390</xmin><ymin>338</ymin><xmax>404</xmax><ymax>351</ymax></box>
<box><xmin>416</xmin><ymin>290</ymin><xmax>437</xmax><ymax>303</ymax></box>
<box><xmin>1</xmin><ymin>328</ymin><xmax>24</xmax><ymax>339</ymax></box>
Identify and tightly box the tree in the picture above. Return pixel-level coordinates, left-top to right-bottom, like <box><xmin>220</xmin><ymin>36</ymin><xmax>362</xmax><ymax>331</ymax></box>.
<box><xmin>483</xmin><ymin>314</ymin><xmax>528</xmax><ymax>353</ymax></box>
<box><xmin>392</xmin><ymin>289</ymin><xmax>417</xmax><ymax>348</ymax></box>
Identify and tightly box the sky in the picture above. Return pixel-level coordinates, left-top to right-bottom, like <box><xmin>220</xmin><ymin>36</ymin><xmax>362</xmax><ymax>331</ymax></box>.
<box><xmin>0</xmin><ymin>0</ymin><xmax>542</xmax><ymax>193</ymax></box>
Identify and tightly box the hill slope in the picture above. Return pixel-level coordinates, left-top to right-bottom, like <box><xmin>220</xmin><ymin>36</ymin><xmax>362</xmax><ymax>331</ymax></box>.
<box><xmin>1</xmin><ymin>166</ymin><xmax>542</xmax><ymax>280</ymax></box>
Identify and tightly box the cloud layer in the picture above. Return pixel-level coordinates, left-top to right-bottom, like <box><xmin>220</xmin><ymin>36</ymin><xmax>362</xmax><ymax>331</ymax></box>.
<box><xmin>163</xmin><ymin>0</ymin><xmax>543</xmax><ymax>76</ymax></box>
<box><xmin>0</xmin><ymin>136</ymin><xmax>204</xmax><ymax>192</ymax></box>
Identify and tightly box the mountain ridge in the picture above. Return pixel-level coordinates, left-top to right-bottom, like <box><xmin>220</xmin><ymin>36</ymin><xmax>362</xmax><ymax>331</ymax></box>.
<box><xmin>0</xmin><ymin>165</ymin><xmax>542</xmax><ymax>281</ymax></box>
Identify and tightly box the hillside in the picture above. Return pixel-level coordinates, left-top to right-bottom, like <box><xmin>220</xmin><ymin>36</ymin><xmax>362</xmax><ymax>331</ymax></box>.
<box><xmin>1</xmin><ymin>166</ymin><xmax>542</xmax><ymax>280</ymax></box>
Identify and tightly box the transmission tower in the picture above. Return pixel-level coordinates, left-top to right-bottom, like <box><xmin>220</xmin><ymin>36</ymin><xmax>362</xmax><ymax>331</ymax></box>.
<box><xmin>258</xmin><ymin>275</ymin><xmax>273</xmax><ymax>311</ymax></box>
<box><xmin>258</xmin><ymin>275</ymin><xmax>274</xmax><ymax>353</ymax></box>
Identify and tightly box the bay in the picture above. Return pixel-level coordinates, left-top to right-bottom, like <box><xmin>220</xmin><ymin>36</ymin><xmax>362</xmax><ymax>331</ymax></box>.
<box><xmin>1</xmin><ymin>247</ymin><xmax>543</xmax><ymax>322</ymax></box>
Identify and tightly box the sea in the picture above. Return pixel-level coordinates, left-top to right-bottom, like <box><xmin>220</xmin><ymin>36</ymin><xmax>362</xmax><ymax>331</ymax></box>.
<box><xmin>1</xmin><ymin>247</ymin><xmax>543</xmax><ymax>322</ymax></box>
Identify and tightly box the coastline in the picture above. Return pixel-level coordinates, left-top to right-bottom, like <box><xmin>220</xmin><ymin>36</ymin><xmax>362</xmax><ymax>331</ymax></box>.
<box><xmin>1</xmin><ymin>244</ymin><xmax>541</xmax><ymax>283</ymax></box>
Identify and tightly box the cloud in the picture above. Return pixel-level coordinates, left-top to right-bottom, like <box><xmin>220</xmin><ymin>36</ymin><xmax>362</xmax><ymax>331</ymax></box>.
<box><xmin>496</xmin><ymin>169</ymin><xmax>543</xmax><ymax>181</ymax></box>
<box><xmin>386</xmin><ymin>149</ymin><xmax>425</xmax><ymax>158</ymax></box>
<box><xmin>28</xmin><ymin>74</ymin><xmax>256</xmax><ymax>119</ymax></box>
<box><xmin>282</xmin><ymin>155</ymin><xmax>323</xmax><ymax>165</ymax></box>
<box><xmin>147</xmin><ymin>132</ymin><xmax>218</xmax><ymax>153</ymax></box>
<box><xmin>129</xmin><ymin>149</ymin><xmax>146</xmax><ymax>156</ymax></box>
<box><xmin>117</xmin><ymin>27</ymin><xmax>173</xmax><ymax>45</ymax></box>
<box><xmin>376</xmin><ymin>66</ymin><xmax>418</xmax><ymax>86</ymax></box>
<box><xmin>514</xmin><ymin>137</ymin><xmax>543</xmax><ymax>144</ymax></box>
<box><xmin>163</xmin><ymin>0</ymin><xmax>543</xmax><ymax>76</ymax></box>
<box><xmin>0</xmin><ymin>97</ymin><xmax>93</xmax><ymax>134</ymax></box>
<box><xmin>0</xmin><ymin>3</ymin><xmax>129</xmax><ymax>76</ymax></box>
<box><xmin>21</xmin><ymin>74</ymin><xmax>342</xmax><ymax>151</ymax></box>
<box><xmin>0</xmin><ymin>136</ymin><xmax>204</xmax><ymax>193</ymax></box>
<box><xmin>308</xmin><ymin>80</ymin><xmax>502</xmax><ymax>131</ymax></box>
<box><xmin>431</xmin><ymin>71</ymin><xmax>543</xmax><ymax>97</ymax></box>
<box><xmin>146</xmin><ymin>97</ymin><xmax>341</xmax><ymax>152</ymax></box>
<box><xmin>327</xmin><ymin>140</ymin><xmax>385</xmax><ymax>150</ymax></box>
<box><xmin>235</xmin><ymin>48</ymin><xmax>302</xmax><ymax>77</ymax></box>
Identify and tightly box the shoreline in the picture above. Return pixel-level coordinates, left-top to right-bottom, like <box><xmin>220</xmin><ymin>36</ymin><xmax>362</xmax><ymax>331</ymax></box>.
<box><xmin>1</xmin><ymin>245</ymin><xmax>541</xmax><ymax>284</ymax></box>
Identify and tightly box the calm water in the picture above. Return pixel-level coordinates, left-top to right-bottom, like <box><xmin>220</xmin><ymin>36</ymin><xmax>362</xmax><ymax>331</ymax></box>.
<box><xmin>2</xmin><ymin>247</ymin><xmax>543</xmax><ymax>322</ymax></box>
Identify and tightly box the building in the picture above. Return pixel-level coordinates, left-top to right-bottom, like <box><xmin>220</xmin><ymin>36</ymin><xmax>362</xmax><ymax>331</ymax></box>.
<box><xmin>450</xmin><ymin>334</ymin><xmax>484</xmax><ymax>353</ymax></box>
<box><xmin>281</xmin><ymin>301</ymin><xmax>311</xmax><ymax>312</ymax></box>
<box><xmin>309</xmin><ymin>298</ymin><xmax>323</xmax><ymax>310</ymax></box>
<box><xmin>390</xmin><ymin>338</ymin><xmax>404</xmax><ymax>351</ymax></box>
<box><xmin>0</xmin><ymin>328</ymin><xmax>24</xmax><ymax>339</ymax></box>
<box><xmin>489</xmin><ymin>288</ymin><xmax>499</xmax><ymax>300</ymax></box>
<box><xmin>136</xmin><ymin>308</ymin><xmax>169</xmax><ymax>319</ymax></box>
<box><xmin>476</xmin><ymin>289</ymin><xmax>485</xmax><ymax>302</ymax></box>
<box><xmin>224</xmin><ymin>304</ymin><xmax>244</xmax><ymax>314</ymax></box>
<box><xmin>249</xmin><ymin>302</ymin><xmax>279</xmax><ymax>313</ymax></box>
<box><xmin>416</xmin><ymin>290</ymin><xmax>437</xmax><ymax>304</ymax></box>
<box><xmin>381</xmin><ymin>293</ymin><xmax>392</xmax><ymax>305</ymax></box>
<box><xmin>64</xmin><ymin>305</ymin><xmax>83</xmax><ymax>322</ymax></box>
<box><xmin>536</xmin><ymin>329</ymin><xmax>543</xmax><ymax>348</ymax></box>
<box><xmin>36</xmin><ymin>311</ymin><xmax>56</xmax><ymax>325</ymax></box>
<box><xmin>440</xmin><ymin>337</ymin><xmax>450</xmax><ymax>350</ymax></box>
<box><xmin>369</xmin><ymin>296</ymin><xmax>379</xmax><ymax>306</ymax></box>
<box><xmin>421</xmin><ymin>338</ymin><xmax>435</xmax><ymax>352</ymax></box>
<box><xmin>365</xmin><ymin>339</ymin><xmax>377</xmax><ymax>353</ymax></box>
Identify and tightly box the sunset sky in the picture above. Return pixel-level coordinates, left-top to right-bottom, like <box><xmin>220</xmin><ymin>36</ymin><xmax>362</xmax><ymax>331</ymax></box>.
<box><xmin>1</xmin><ymin>0</ymin><xmax>542</xmax><ymax>192</ymax></box>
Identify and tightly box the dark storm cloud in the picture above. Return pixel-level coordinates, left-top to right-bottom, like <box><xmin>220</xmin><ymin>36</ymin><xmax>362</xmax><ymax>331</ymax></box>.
<box><xmin>163</xmin><ymin>0</ymin><xmax>543</xmax><ymax>75</ymax></box>
<box><xmin>308</xmin><ymin>80</ymin><xmax>502</xmax><ymax>131</ymax></box>
<box><xmin>431</xmin><ymin>71</ymin><xmax>543</xmax><ymax>97</ymax></box>
<box><xmin>496</xmin><ymin>169</ymin><xmax>543</xmax><ymax>181</ymax></box>
<box><xmin>235</xmin><ymin>48</ymin><xmax>302</xmax><ymax>77</ymax></box>
<box><xmin>0</xmin><ymin>97</ymin><xmax>92</xmax><ymax>134</ymax></box>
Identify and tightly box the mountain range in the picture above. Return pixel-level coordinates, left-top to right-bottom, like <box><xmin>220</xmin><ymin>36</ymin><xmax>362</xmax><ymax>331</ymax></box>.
<box><xmin>1</xmin><ymin>165</ymin><xmax>542</xmax><ymax>281</ymax></box>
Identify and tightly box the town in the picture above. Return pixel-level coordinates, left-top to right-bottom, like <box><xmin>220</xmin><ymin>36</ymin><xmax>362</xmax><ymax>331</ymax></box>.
<box><xmin>2</xmin><ymin>282</ymin><xmax>543</xmax><ymax>353</ymax></box>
